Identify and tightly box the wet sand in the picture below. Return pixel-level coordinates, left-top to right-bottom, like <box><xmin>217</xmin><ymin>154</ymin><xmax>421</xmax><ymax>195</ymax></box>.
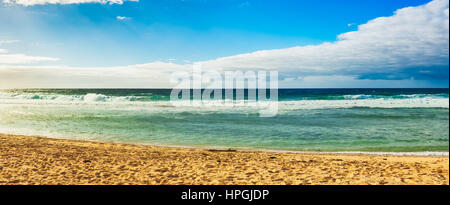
<box><xmin>0</xmin><ymin>133</ymin><xmax>448</xmax><ymax>185</ymax></box>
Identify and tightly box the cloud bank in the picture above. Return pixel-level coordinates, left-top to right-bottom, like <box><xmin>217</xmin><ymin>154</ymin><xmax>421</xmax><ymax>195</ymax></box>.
<box><xmin>0</xmin><ymin>40</ymin><xmax>20</xmax><ymax>44</ymax></box>
<box><xmin>0</xmin><ymin>40</ymin><xmax>59</xmax><ymax>65</ymax></box>
<box><xmin>0</xmin><ymin>53</ymin><xmax>59</xmax><ymax>64</ymax></box>
<box><xmin>0</xmin><ymin>0</ymin><xmax>448</xmax><ymax>88</ymax></box>
<box><xmin>199</xmin><ymin>0</ymin><xmax>449</xmax><ymax>81</ymax></box>
<box><xmin>1</xmin><ymin>0</ymin><xmax>138</xmax><ymax>6</ymax></box>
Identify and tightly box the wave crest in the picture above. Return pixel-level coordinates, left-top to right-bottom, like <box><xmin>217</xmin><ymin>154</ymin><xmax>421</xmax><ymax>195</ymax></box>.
<box><xmin>0</xmin><ymin>91</ymin><xmax>448</xmax><ymax>109</ymax></box>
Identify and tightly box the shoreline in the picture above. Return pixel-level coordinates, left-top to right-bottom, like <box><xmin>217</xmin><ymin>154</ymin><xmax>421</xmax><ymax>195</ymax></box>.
<box><xmin>1</xmin><ymin>133</ymin><xmax>448</xmax><ymax>185</ymax></box>
<box><xmin>1</xmin><ymin>133</ymin><xmax>448</xmax><ymax>157</ymax></box>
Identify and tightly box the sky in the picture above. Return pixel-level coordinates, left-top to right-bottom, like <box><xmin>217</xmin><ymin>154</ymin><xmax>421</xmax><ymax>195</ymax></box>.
<box><xmin>0</xmin><ymin>0</ymin><xmax>448</xmax><ymax>88</ymax></box>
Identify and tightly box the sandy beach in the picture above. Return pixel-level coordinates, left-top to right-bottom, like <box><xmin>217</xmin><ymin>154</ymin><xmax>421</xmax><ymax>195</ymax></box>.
<box><xmin>0</xmin><ymin>133</ymin><xmax>448</xmax><ymax>185</ymax></box>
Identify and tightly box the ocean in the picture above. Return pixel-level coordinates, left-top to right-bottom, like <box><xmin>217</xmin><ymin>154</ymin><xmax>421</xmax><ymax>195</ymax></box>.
<box><xmin>0</xmin><ymin>88</ymin><xmax>448</xmax><ymax>154</ymax></box>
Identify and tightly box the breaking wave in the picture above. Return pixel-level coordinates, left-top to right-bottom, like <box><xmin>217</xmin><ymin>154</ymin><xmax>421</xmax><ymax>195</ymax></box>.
<box><xmin>0</xmin><ymin>91</ymin><xmax>448</xmax><ymax>109</ymax></box>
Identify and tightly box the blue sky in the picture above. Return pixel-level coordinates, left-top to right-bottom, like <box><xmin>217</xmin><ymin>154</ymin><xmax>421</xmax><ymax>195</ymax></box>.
<box><xmin>0</xmin><ymin>0</ymin><xmax>448</xmax><ymax>88</ymax></box>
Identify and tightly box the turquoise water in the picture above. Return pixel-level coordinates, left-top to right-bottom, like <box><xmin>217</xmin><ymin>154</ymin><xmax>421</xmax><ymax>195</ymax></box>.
<box><xmin>0</xmin><ymin>89</ymin><xmax>448</xmax><ymax>152</ymax></box>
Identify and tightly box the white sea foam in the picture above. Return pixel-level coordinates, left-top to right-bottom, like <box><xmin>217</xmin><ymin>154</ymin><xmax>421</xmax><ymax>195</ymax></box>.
<box><xmin>253</xmin><ymin>149</ymin><xmax>450</xmax><ymax>156</ymax></box>
<box><xmin>343</xmin><ymin>94</ymin><xmax>373</xmax><ymax>99</ymax></box>
<box><xmin>0</xmin><ymin>92</ymin><xmax>448</xmax><ymax>110</ymax></box>
<box><xmin>279</xmin><ymin>98</ymin><xmax>449</xmax><ymax>109</ymax></box>
<box><xmin>0</xmin><ymin>92</ymin><xmax>141</xmax><ymax>104</ymax></box>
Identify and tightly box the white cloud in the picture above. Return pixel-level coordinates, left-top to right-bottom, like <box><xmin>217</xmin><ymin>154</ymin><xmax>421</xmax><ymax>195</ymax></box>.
<box><xmin>1</xmin><ymin>0</ymin><xmax>138</xmax><ymax>6</ymax></box>
<box><xmin>0</xmin><ymin>53</ymin><xmax>59</xmax><ymax>64</ymax></box>
<box><xmin>0</xmin><ymin>40</ymin><xmax>20</xmax><ymax>44</ymax></box>
<box><xmin>198</xmin><ymin>0</ymin><xmax>449</xmax><ymax>80</ymax></box>
<box><xmin>0</xmin><ymin>62</ymin><xmax>188</xmax><ymax>88</ymax></box>
<box><xmin>116</xmin><ymin>16</ymin><xmax>131</xmax><ymax>21</ymax></box>
<box><xmin>0</xmin><ymin>40</ymin><xmax>59</xmax><ymax>64</ymax></box>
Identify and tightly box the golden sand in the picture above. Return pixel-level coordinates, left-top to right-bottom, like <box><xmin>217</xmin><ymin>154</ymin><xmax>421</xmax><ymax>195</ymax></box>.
<box><xmin>0</xmin><ymin>134</ymin><xmax>448</xmax><ymax>185</ymax></box>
